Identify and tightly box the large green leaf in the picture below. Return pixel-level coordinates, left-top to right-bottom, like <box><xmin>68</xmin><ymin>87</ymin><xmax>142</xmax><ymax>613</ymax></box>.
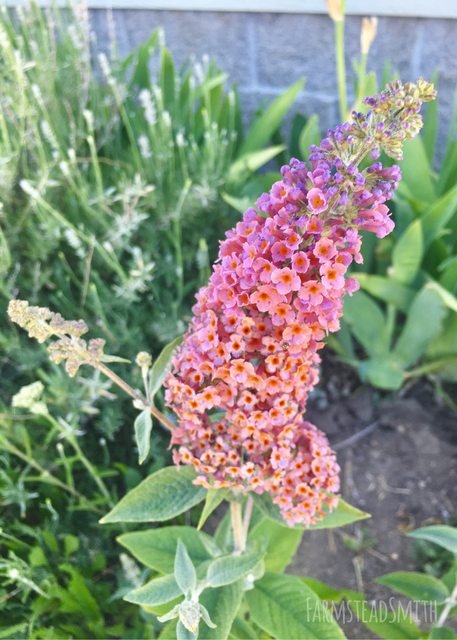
<box><xmin>298</xmin><ymin>114</ymin><xmax>321</xmax><ymax>158</ymax></box>
<box><xmin>124</xmin><ymin>574</ymin><xmax>181</xmax><ymax>606</ymax></box>
<box><xmin>198</xmin><ymin>581</ymin><xmax>244</xmax><ymax>640</ymax></box>
<box><xmin>393</xmin><ymin>285</ymin><xmax>447</xmax><ymax>368</ymax></box>
<box><xmin>358</xmin><ymin>358</ymin><xmax>405</xmax><ymax>390</ymax></box>
<box><xmin>343</xmin><ymin>291</ymin><xmax>389</xmax><ymax>357</ymax></box>
<box><xmin>349</xmin><ymin>600</ymin><xmax>422</xmax><ymax>639</ymax></box>
<box><xmin>246</xmin><ymin>573</ymin><xmax>345</xmax><ymax>639</ymax></box>
<box><xmin>301</xmin><ymin>577</ymin><xmax>363</xmax><ymax>604</ymax></box>
<box><xmin>408</xmin><ymin>525</ymin><xmax>457</xmax><ymax>555</ymax></box>
<box><xmin>148</xmin><ymin>335</ymin><xmax>182</xmax><ymax>400</ymax></box>
<box><xmin>398</xmin><ymin>136</ymin><xmax>436</xmax><ymax>203</ymax></box>
<box><xmin>100</xmin><ymin>467</ymin><xmax>206</xmax><ymax>524</ymax></box>
<box><xmin>206</xmin><ymin>547</ymin><xmax>264</xmax><ymax>588</ymax></box>
<box><xmin>118</xmin><ymin>526</ymin><xmax>215</xmax><ymax>573</ymax></box>
<box><xmin>355</xmin><ymin>274</ymin><xmax>415</xmax><ymax>312</ymax></box>
<box><xmin>376</xmin><ymin>571</ymin><xmax>449</xmax><ymax>603</ymax></box>
<box><xmin>421</xmin><ymin>182</ymin><xmax>457</xmax><ymax>248</ymax></box>
<box><xmin>250</xmin><ymin>517</ymin><xmax>304</xmax><ymax>572</ymax></box>
<box><xmin>227</xmin><ymin>145</ymin><xmax>285</xmax><ymax>184</ymax></box>
<box><xmin>198</xmin><ymin>489</ymin><xmax>229</xmax><ymax>531</ymax></box>
<box><xmin>239</xmin><ymin>79</ymin><xmax>304</xmax><ymax>155</ymax></box>
<box><xmin>391</xmin><ymin>219</ymin><xmax>423</xmax><ymax>284</ymax></box>
<box><xmin>254</xmin><ymin>494</ymin><xmax>369</xmax><ymax>530</ymax></box>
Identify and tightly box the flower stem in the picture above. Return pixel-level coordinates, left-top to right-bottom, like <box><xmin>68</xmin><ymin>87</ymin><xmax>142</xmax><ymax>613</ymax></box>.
<box><xmin>231</xmin><ymin>501</ymin><xmax>245</xmax><ymax>554</ymax></box>
<box><xmin>334</xmin><ymin>0</ymin><xmax>348</xmax><ymax>120</ymax></box>
<box><xmin>97</xmin><ymin>362</ymin><xmax>175</xmax><ymax>432</ymax></box>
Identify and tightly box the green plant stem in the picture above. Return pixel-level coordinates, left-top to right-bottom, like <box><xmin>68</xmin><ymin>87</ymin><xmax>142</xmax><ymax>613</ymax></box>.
<box><xmin>436</xmin><ymin>583</ymin><xmax>457</xmax><ymax>627</ymax></box>
<box><xmin>231</xmin><ymin>501</ymin><xmax>245</xmax><ymax>554</ymax></box>
<box><xmin>0</xmin><ymin>436</ymin><xmax>95</xmax><ymax>508</ymax></box>
<box><xmin>97</xmin><ymin>362</ymin><xmax>176</xmax><ymax>432</ymax></box>
<box><xmin>334</xmin><ymin>1</ymin><xmax>347</xmax><ymax>120</ymax></box>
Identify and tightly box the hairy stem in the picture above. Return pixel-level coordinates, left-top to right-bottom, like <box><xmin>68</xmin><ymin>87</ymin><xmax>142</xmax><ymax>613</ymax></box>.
<box><xmin>231</xmin><ymin>501</ymin><xmax>245</xmax><ymax>554</ymax></box>
<box><xmin>97</xmin><ymin>362</ymin><xmax>175</xmax><ymax>432</ymax></box>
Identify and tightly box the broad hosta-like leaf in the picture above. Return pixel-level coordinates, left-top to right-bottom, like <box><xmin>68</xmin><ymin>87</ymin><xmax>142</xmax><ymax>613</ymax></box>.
<box><xmin>391</xmin><ymin>218</ymin><xmax>423</xmax><ymax>284</ymax></box>
<box><xmin>118</xmin><ymin>526</ymin><xmax>216</xmax><ymax>573</ymax></box>
<box><xmin>355</xmin><ymin>274</ymin><xmax>415</xmax><ymax>312</ymax></box>
<box><xmin>100</xmin><ymin>467</ymin><xmax>205</xmax><ymax>524</ymax></box>
<box><xmin>393</xmin><ymin>285</ymin><xmax>447</xmax><ymax>368</ymax></box>
<box><xmin>408</xmin><ymin>525</ymin><xmax>457</xmax><ymax>555</ymax></box>
<box><xmin>246</xmin><ymin>573</ymin><xmax>344</xmax><ymax>639</ymax></box>
<box><xmin>376</xmin><ymin>571</ymin><xmax>449</xmax><ymax>603</ymax></box>
<box><xmin>343</xmin><ymin>291</ymin><xmax>389</xmax><ymax>357</ymax></box>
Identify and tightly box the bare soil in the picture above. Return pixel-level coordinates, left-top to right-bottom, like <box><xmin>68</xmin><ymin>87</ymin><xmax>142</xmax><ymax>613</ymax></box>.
<box><xmin>290</xmin><ymin>356</ymin><xmax>457</xmax><ymax>639</ymax></box>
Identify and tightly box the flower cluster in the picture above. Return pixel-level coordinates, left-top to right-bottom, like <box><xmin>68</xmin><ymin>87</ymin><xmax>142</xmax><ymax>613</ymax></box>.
<box><xmin>166</xmin><ymin>81</ymin><xmax>434</xmax><ymax>526</ymax></box>
<box><xmin>8</xmin><ymin>299</ymin><xmax>106</xmax><ymax>377</ymax></box>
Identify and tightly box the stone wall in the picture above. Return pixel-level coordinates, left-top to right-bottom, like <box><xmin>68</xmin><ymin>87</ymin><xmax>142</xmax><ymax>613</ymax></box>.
<box><xmin>90</xmin><ymin>9</ymin><xmax>457</xmax><ymax>154</ymax></box>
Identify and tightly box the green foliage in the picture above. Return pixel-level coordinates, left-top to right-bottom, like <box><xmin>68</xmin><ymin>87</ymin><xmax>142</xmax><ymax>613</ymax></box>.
<box><xmin>101</xmin><ymin>467</ymin><xmax>206</xmax><ymax>523</ymax></box>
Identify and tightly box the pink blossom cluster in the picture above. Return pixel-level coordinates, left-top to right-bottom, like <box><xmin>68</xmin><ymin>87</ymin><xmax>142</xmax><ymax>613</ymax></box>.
<box><xmin>164</xmin><ymin>81</ymin><xmax>435</xmax><ymax>526</ymax></box>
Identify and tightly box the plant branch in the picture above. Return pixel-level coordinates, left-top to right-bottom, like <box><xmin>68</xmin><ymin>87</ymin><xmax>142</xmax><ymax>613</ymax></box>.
<box><xmin>436</xmin><ymin>583</ymin><xmax>457</xmax><ymax>628</ymax></box>
<box><xmin>96</xmin><ymin>362</ymin><xmax>175</xmax><ymax>432</ymax></box>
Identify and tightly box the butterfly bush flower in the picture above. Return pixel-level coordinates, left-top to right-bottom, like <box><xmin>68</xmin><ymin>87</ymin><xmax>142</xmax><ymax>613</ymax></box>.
<box><xmin>165</xmin><ymin>81</ymin><xmax>436</xmax><ymax>527</ymax></box>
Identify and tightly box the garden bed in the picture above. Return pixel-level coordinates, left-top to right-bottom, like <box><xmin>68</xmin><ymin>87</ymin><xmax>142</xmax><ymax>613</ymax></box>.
<box><xmin>292</xmin><ymin>356</ymin><xmax>457</xmax><ymax>637</ymax></box>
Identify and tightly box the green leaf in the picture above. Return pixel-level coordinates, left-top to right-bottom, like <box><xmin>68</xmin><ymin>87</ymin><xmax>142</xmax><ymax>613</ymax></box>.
<box><xmin>253</xmin><ymin>494</ymin><xmax>369</xmax><ymax>530</ymax></box>
<box><xmin>422</xmin><ymin>182</ymin><xmax>457</xmax><ymax>249</ymax></box>
<box><xmin>221</xmin><ymin>191</ymin><xmax>252</xmax><ymax>214</ymax></box>
<box><xmin>298</xmin><ymin>114</ymin><xmax>321</xmax><ymax>158</ymax></box>
<box><xmin>355</xmin><ymin>274</ymin><xmax>415</xmax><ymax>312</ymax></box>
<box><xmin>124</xmin><ymin>574</ymin><xmax>181</xmax><ymax>606</ymax></box>
<box><xmin>206</xmin><ymin>547</ymin><xmax>264</xmax><ymax>588</ymax></box>
<box><xmin>393</xmin><ymin>284</ymin><xmax>447</xmax><ymax>368</ymax></box>
<box><xmin>398</xmin><ymin>136</ymin><xmax>436</xmax><ymax>203</ymax></box>
<box><xmin>250</xmin><ymin>517</ymin><xmax>304</xmax><ymax>572</ymax></box>
<box><xmin>301</xmin><ymin>577</ymin><xmax>363</xmax><ymax>604</ymax></box>
<box><xmin>198</xmin><ymin>582</ymin><xmax>244</xmax><ymax>640</ymax></box>
<box><xmin>391</xmin><ymin>219</ymin><xmax>423</xmax><ymax>284</ymax></box>
<box><xmin>0</xmin><ymin>226</ymin><xmax>11</xmax><ymax>277</ymax></box>
<box><xmin>429</xmin><ymin>626</ymin><xmax>457</xmax><ymax>639</ymax></box>
<box><xmin>160</xmin><ymin>47</ymin><xmax>175</xmax><ymax>111</ymax></box>
<box><xmin>439</xmin><ymin>256</ymin><xmax>457</xmax><ymax>294</ymax></box>
<box><xmin>100</xmin><ymin>466</ymin><xmax>206</xmax><ymax>524</ymax></box>
<box><xmin>246</xmin><ymin>573</ymin><xmax>345</xmax><ymax>639</ymax></box>
<box><xmin>240</xmin><ymin>79</ymin><xmax>304</xmax><ymax>155</ymax></box>
<box><xmin>118</xmin><ymin>526</ymin><xmax>216</xmax><ymax>573</ymax></box>
<box><xmin>349</xmin><ymin>600</ymin><xmax>423</xmax><ymax>639</ymax></box>
<box><xmin>134</xmin><ymin>410</ymin><xmax>153</xmax><ymax>464</ymax></box>
<box><xmin>148</xmin><ymin>336</ymin><xmax>182</xmax><ymax>401</ymax></box>
<box><xmin>358</xmin><ymin>358</ymin><xmax>405</xmax><ymax>390</ymax></box>
<box><xmin>343</xmin><ymin>291</ymin><xmax>390</xmax><ymax>357</ymax></box>
<box><xmin>408</xmin><ymin>525</ymin><xmax>457</xmax><ymax>555</ymax></box>
<box><xmin>427</xmin><ymin>280</ymin><xmax>457</xmax><ymax>313</ymax></box>
<box><xmin>175</xmin><ymin>540</ymin><xmax>197</xmax><ymax>594</ymax></box>
<box><xmin>198</xmin><ymin>489</ymin><xmax>228</xmax><ymax>530</ymax></box>
<box><xmin>376</xmin><ymin>571</ymin><xmax>449</xmax><ymax>603</ymax></box>
<box><xmin>227</xmin><ymin>145</ymin><xmax>285</xmax><ymax>184</ymax></box>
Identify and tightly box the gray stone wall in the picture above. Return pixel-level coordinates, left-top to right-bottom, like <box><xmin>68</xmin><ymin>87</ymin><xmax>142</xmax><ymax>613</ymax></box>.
<box><xmin>91</xmin><ymin>9</ymin><xmax>457</xmax><ymax>156</ymax></box>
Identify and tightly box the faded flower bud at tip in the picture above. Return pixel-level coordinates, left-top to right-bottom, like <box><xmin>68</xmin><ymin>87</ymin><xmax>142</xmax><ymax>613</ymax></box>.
<box><xmin>136</xmin><ymin>351</ymin><xmax>152</xmax><ymax>369</ymax></box>
<box><xmin>326</xmin><ymin>0</ymin><xmax>344</xmax><ymax>22</ymax></box>
<box><xmin>360</xmin><ymin>17</ymin><xmax>377</xmax><ymax>56</ymax></box>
